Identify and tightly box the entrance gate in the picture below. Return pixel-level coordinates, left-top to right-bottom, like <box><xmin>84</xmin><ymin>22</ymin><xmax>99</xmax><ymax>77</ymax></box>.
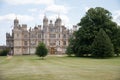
<box><xmin>50</xmin><ymin>47</ymin><xmax>55</xmax><ymax>54</ymax></box>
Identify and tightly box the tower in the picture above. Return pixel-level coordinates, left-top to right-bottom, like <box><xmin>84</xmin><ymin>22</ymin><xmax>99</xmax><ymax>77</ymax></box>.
<box><xmin>12</xmin><ymin>18</ymin><xmax>23</xmax><ymax>55</ymax></box>
<box><xmin>43</xmin><ymin>15</ymin><xmax>48</xmax><ymax>45</ymax></box>
<box><xmin>43</xmin><ymin>15</ymin><xmax>48</xmax><ymax>28</ymax></box>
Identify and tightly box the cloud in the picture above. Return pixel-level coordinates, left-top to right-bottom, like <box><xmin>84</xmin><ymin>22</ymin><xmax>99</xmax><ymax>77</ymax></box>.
<box><xmin>59</xmin><ymin>15</ymin><xmax>70</xmax><ymax>26</ymax></box>
<box><xmin>0</xmin><ymin>13</ymin><xmax>34</xmax><ymax>23</ymax></box>
<box><xmin>113</xmin><ymin>10</ymin><xmax>120</xmax><ymax>25</ymax></box>
<box><xmin>39</xmin><ymin>14</ymin><xmax>45</xmax><ymax>20</ymax></box>
<box><xmin>45</xmin><ymin>4</ymin><xmax>69</xmax><ymax>14</ymax></box>
<box><xmin>3</xmin><ymin>0</ymin><xmax>54</xmax><ymax>5</ymax></box>
<box><xmin>0</xmin><ymin>14</ymin><xmax>15</xmax><ymax>21</ymax></box>
<box><xmin>28</xmin><ymin>8</ymin><xmax>38</xmax><ymax>12</ymax></box>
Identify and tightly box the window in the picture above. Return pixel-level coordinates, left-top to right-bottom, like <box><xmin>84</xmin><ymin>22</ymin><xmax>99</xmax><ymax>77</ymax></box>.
<box><xmin>50</xmin><ymin>43</ymin><xmax>56</xmax><ymax>46</ymax></box>
<box><xmin>30</xmin><ymin>41</ymin><xmax>36</xmax><ymax>45</ymax></box>
<box><xmin>38</xmin><ymin>34</ymin><xmax>41</xmax><ymax>38</ymax></box>
<box><xmin>49</xmin><ymin>40</ymin><xmax>56</xmax><ymax>46</ymax></box>
<box><xmin>59</xmin><ymin>34</ymin><xmax>60</xmax><ymax>38</ymax></box>
<box><xmin>56</xmin><ymin>29</ymin><xmax>58</xmax><ymax>32</ymax></box>
<box><xmin>50</xmin><ymin>28</ymin><xmax>53</xmax><ymax>32</ymax></box>
<box><xmin>59</xmin><ymin>41</ymin><xmax>60</xmax><ymax>45</ymax></box>
<box><xmin>24</xmin><ymin>34</ymin><xmax>27</xmax><ymax>38</ymax></box>
<box><xmin>31</xmin><ymin>34</ymin><xmax>36</xmax><ymax>38</ymax></box>
<box><xmin>59</xmin><ymin>27</ymin><xmax>60</xmax><ymax>32</ymax></box>
<box><xmin>24</xmin><ymin>41</ymin><xmax>27</xmax><ymax>46</ymax></box>
<box><xmin>50</xmin><ymin>28</ymin><xmax>54</xmax><ymax>32</ymax></box>
<box><xmin>63</xmin><ymin>34</ymin><xmax>66</xmax><ymax>38</ymax></box>
<box><xmin>49</xmin><ymin>34</ymin><xmax>56</xmax><ymax>38</ymax></box>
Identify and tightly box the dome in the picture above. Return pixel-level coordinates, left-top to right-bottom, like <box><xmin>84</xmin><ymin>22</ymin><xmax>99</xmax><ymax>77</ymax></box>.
<box><xmin>43</xmin><ymin>16</ymin><xmax>48</xmax><ymax>22</ymax></box>
<box><xmin>50</xmin><ymin>20</ymin><xmax>52</xmax><ymax>23</ymax></box>
<box><xmin>14</xmin><ymin>18</ymin><xmax>19</xmax><ymax>23</ymax></box>
<box><xmin>56</xmin><ymin>17</ymin><xmax>61</xmax><ymax>22</ymax></box>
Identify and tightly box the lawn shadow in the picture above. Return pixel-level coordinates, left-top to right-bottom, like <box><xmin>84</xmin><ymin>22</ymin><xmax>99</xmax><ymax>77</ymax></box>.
<box><xmin>65</xmin><ymin>55</ymin><xmax>120</xmax><ymax>60</ymax></box>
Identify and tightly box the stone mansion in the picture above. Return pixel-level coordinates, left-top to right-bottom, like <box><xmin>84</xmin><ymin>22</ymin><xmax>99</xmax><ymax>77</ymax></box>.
<box><xmin>6</xmin><ymin>16</ymin><xmax>77</xmax><ymax>55</ymax></box>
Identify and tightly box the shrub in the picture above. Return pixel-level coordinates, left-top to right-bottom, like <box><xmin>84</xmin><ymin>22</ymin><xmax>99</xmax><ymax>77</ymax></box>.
<box><xmin>35</xmin><ymin>42</ymin><xmax>48</xmax><ymax>59</ymax></box>
<box><xmin>0</xmin><ymin>49</ymin><xmax>9</xmax><ymax>56</ymax></box>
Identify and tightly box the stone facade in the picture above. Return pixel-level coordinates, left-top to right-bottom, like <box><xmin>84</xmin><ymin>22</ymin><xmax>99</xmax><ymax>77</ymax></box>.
<box><xmin>6</xmin><ymin>16</ymin><xmax>77</xmax><ymax>55</ymax></box>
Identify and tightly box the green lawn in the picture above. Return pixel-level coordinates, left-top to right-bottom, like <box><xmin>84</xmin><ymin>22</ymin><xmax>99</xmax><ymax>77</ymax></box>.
<box><xmin>0</xmin><ymin>55</ymin><xmax>120</xmax><ymax>80</ymax></box>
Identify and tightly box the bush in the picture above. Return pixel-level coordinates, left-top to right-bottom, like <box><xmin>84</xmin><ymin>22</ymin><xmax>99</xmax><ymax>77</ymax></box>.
<box><xmin>35</xmin><ymin>42</ymin><xmax>48</xmax><ymax>59</ymax></box>
<box><xmin>0</xmin><ymin>49</ymin><xmax>9</xmax><ymax>56</ymax></box>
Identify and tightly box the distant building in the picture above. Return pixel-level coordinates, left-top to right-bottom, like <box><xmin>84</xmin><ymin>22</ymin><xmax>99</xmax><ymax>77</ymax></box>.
<box><xmin>6</xmin><ymin>16</ymin><xmax>77</xmax><ymax>55</ymax></box>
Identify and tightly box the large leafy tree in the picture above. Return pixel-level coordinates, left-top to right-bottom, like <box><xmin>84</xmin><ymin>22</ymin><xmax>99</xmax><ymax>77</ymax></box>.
<box><xmin>114</xmin><ymin>27</ymin><xmax>120</xmax><ymax>56</ymax></box>
<box><xmin>73</xmin><ymin>7</ymin><xmax>119</xmax><ymax>57</ymax></box>
<box><xmin>92</xmin><ymin>29</ymin><xmax>114</xmax><ymax>58</ymax></box>
<box><xmin>35</xmin><ymin>42</ymin><xmax>48</xmax><ymax>59</ymax></box>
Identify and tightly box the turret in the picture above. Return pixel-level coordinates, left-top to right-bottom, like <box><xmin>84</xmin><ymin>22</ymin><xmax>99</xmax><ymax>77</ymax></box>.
<box><xmin>73</xmin><ymin>25</ymin><xmax>77</xmax><ymax>31</ymax></box>
<box><xmin>14</xmin><ymin>17</ymin><xmax>19</xmax><ymax>27</ymax></box>
<box><xmin>43</xmin><ymin>15</ymin><xmax>48</xmax><ymax>32</ymax></box>
<box><xmin>49</xmin><ymin>20</ymin><xmax>53</xmax><ymax>28</ymax></box>
<box><xmin>55</xmin><ymin>17</ymin><xmax>62</xmax><ymax>26</ymax></box>
<box><xmin>43</xmin><ymin>15</ymin><xmax>48</xmax><ymax>26</ymax></box>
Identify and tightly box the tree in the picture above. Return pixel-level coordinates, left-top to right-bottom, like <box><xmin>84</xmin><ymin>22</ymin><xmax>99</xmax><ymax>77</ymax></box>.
<box><xmin>35</xmin><ymin>42</ymin><xmax>48</xmax><ymax>59</ymax></box>
<box><xmin>72</xmin><ymin>7</ymin><xmax>118</xmax><ymax>57</ymax></box>
<box><xmin>113</xmin><ymin>27</ymin><xmax>120</xmax><ymax>56</ymax></box>
<box><xmin>66</xmin><ymin>36</ymin><xmax>74</xmax><ymax>56</ymax></box>
<box><xmin>92</xmin><ymin>29</ymin><xmax>114</xmax><ymax>58</ymax></box>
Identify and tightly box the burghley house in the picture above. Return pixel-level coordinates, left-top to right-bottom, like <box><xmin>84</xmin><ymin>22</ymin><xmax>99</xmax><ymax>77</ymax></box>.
<box><xmin>6</xmin><ymin>16</ymin><xmax>77</xmax><ymax>55</ymax></box>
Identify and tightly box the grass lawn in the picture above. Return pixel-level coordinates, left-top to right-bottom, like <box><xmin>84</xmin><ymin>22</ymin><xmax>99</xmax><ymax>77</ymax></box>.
<box><xmin>0</xmin><ymin>55</ymin><xmax>120</xmax><ymax>80</ymax></box>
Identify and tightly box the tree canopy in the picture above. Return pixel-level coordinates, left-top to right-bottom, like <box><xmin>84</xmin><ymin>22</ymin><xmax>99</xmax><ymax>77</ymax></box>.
<box><xmin>67</xmin><ymin>7</ymin><xmax>120</xmax><ymax>57</ymax></box>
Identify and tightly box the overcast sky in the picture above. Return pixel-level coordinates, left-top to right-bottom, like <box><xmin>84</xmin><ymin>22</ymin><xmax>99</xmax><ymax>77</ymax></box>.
<box><xmin>0</xmin><ymin>0</ymin><xmax>120</xmax><ymax>45</ymax></box>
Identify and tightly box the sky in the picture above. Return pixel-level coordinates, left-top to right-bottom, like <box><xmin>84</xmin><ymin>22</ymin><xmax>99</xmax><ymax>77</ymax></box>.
<box><xmin>0</xmin><ymin>0</ymin><xmax>120</xmax><ymax>45</ymax></box>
